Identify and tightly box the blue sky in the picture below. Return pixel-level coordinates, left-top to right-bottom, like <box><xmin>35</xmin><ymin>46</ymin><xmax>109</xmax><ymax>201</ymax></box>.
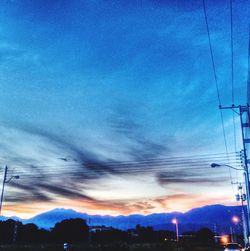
<box><xmin>0</xmin><ymin>0</ymin><xmax>249</xmax><ymax>217</ymax></box>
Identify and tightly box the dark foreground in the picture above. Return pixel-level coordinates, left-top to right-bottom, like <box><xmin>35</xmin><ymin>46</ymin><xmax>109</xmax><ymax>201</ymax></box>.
<box><xmin>0</xmin><ymin>243</ymin><xmax>224</xmax><ymax>251</ymax></box>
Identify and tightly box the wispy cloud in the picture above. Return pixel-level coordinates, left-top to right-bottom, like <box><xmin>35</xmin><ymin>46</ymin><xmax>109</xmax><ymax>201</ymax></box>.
<box><xmin>0</xmin><ymin>0</ymin><xmax>246</xmax><ymax>217</ymax></box>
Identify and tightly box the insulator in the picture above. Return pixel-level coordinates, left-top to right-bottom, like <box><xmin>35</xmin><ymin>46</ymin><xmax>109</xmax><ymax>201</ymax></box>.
<box><xmin>236</xmin><ymin>194</ymin><xmax>240</xmax><ymax>201</ymax></box>
<box><xmin>242</xmin><ymin>194</ymin><xmax>247</xmax><ymax>201</ymax></box>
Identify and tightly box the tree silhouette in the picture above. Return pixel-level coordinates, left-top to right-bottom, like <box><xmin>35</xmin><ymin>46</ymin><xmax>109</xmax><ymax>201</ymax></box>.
<box><xmin>196</xmin><ymin>228</ymin><xmax>214</xmax><ymax>246</ymax></box>
<box><xmin>18</xmin><ymin>223</ymin><xmax>39</xmax><ymax>243</ymax></box>
<box><xmin>91</xmin><ymin>227</ymin><xmax>128</xmax><ymax>243</ymax></box>
<box><xmin>51</xmin><ymin>218</ymin><xmax>89</xmax><ymax>242</ymax></box>
<box><xmin>135</xmin><ymin>225</ymin><xmax>156</xmax><ymax>242</ymax></box>
<box><xmin>0</xmin><ymin>219</ymin><xmax>22</xmax><ymax>244</ymax></box>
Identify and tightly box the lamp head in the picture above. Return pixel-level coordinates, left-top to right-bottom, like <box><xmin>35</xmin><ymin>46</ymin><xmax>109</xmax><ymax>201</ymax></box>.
<box><xmin>172</xmin><ymin>218</ymin><xmax>177</xmax><ymax>224</ymax></box>
<box><xmin>211</xmin><ymin>163</ymin><xmax>221</xmax><ymax>168</ymax></box>
<box><xmin>232</xmin><ymin>216</ymin><xmax>239</xmax><ymax>223</ymax></box>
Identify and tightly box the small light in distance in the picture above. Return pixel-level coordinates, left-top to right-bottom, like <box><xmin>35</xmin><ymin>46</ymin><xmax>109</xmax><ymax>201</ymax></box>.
<box><xmin>232</xmin><ymin>216</ymin><xmax>239</xmax><ymax>224</ymax></box>
<box><xmin>172</xmin><ymin>218</ymin><xmax>177</xmax><ymax>224</ymax></box>
<box><xmin>221</xmin><ymin>235</ymin><xmax>229</xmax><ymax>245</ymax></box>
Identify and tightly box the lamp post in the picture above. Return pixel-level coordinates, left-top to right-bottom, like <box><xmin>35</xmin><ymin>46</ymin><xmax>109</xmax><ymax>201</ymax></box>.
<box><xmin>235</xmin><ymin>183</ymin><xmax>249</xmax><ymax>245</ymax></box>
<box><xmin>0</xmin><ymin>165</ymin><xmax>19</xmax><ymax>215</ymax></box>
<box><xmin>172</xmin><ymin>218</ymin><xmax>179</xmax><ymax>243</ymax></box>
<box><xmin>211</xmin><ymin>163</ymin><xmax>243</xmax><ymax>171</ymax></box>
<box><xmin>211</xmin><ymin>161</ymin><xmax>250</xmax><ymax>245</ymax></box>
<box><xmin>231</xmin><ymin>216</ymin><xmax>240</xmax><ymax>242</ymax></box>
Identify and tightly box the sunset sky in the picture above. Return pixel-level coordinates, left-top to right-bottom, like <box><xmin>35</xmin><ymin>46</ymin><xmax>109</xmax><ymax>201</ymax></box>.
<box><xmin>0</xmin><ymin>0</ymin><xmax>250</xmax><ymax>218</ymax></box>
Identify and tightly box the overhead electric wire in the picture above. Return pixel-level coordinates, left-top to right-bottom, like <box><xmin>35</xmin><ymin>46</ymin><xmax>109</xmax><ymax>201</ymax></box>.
<box><xmin>230</xmin><ymin>0</ymin><xmax>239</xmax><ymax>185</ymax></box>
<box><xmin>7</xmin><ymin>152</ymin><xmax>239</xmax><ymax>169</ymax></box>
<box><xmin>15</xmin><ymin>162</ymin><xmax>240</xmax><ymax>172</ymax></box>
<box><xmin>15</xmin><ymin>161</ymin><xmax>240</xmax><ymax>173</ymax></box>
<box><xmin>3</xmin><ymin>151</ymin><xmax>241</xmax><ymax>189</ymax></box>
<box><xmin>16</xmin><ymin>156</ymin><xmax>238</xmax><ymax>169</ymax></box>
<box><xmin>11</xmin><ymin>153</ymin><xmax>241</xmax><ymax>177</ymax></box>
<box><xmin>1</xmin><ymin>151</ymin><xmax>238</xmax><ymax>166</ymax></box>
<box><xmin>202</xmin><ymin>0</ymin><xmax>235</xmax><ymax>186</ymax></box>
<box><xmin>9</xmin><ymin>153</ymin><xmax>241</xmax><ymax>190</ymax></box>
<box><xmin>12</xmin><ymin>156</ymin><xmax>240</xmax><ymax>168</ymax></box>
<box><xmin>4</xmin><ymin>152</ymin><xmax>240</xmax><ymax>174</ymax></box>
<box><xmin>15</xmin><ymin>165</ymin><xmax>241</xmax><ymax>175</ymax></box>
<box><xmin>202</xmin><ymin>0</ymin><xmax>221</xmax><ymax>105</ymax></box>
<box><xmin>230</xmin><ymin>0</ymin><xmax>235</xmax><ymax>105</ymax></box>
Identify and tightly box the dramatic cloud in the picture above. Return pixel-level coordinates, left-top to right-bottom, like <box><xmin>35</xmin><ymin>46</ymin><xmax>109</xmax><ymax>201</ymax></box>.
<box><xmin>0</xmin><ymin>119</ymin><xmax>237</xmax><ymax>216</ymax></box>
<box><xmin>156</xmin><ymin>172</ymin><xmax>229</xmax><ymax>185</ymax></box>
<box><xmin>0</xmin><ymin>0</ymin><xmax>247</xmax><ymax>217</ymax></box>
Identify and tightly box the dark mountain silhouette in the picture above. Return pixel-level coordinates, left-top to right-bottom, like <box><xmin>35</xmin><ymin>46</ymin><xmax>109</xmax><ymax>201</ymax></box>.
<box><xmin>3</xmin><ymin>204</ymin><xmax>243</xmax><ymax>234</ymax></box>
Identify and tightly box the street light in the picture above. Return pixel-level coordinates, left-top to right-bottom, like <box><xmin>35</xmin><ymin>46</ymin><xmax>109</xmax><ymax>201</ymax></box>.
<box><xmin>221</xmin><ymin>235</ymin><xmax>229</xmax><ymax>245</ymax></box>
<box><xmin>231</xmin><ymin>216</ymin><xmax>240</xmax><ymax>242</ymax></box>
<box><xmin>0</xmin><ymin>165</ymin><xmax>19</xmax><ymax>215</ymax></box>
<box><xmin>211</xmin><ymin>163</ymin><xmax>243</xmax><ymax>171</ymax></box>
<box><xmin>210</xmin><ymin>161</ymin><xmax>250</xmax><ymax>246</ymax></box>
<box><xmin>232</xmin><ymin>216</ymin><xmax>240</xmax><ymax>224</ymax></box>
<box><xmin>172</xmin><ymin>218</ymin><xmax>179</xmax><ymax>243</ymax></box>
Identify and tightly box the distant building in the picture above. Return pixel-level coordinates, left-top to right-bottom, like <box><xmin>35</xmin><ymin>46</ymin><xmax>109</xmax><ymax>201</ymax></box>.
<box><xmin>89</xmin><ymin>226</ymin><xmax>114</xmax><ymax>232</ymax></box>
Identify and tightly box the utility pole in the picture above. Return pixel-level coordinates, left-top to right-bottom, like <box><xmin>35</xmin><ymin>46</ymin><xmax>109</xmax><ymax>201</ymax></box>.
<box><xmin>236</xmin><ymin>183</ymin><xmax>248</xmax><ymax>246</ymax></box>
<box><xmin>230</xmin><ymin>226</ymin><xmax>234</xmax><ymax>242</ymax></box>
<box><xmin>0</xmin><ymin>165</ymin><xmax>8</xmax><ymax>215</ymax></box>
<box><xmin>214</xmin><ymin>224</ymin><xmax>218</xmax><ymax>244</ymax></box>
<box><xmin>219</xmin><ymin>104</ymin><xmax>250</xmax><ymax>244</ymax></box>
<box><xmin>0</xmin><ymin>165</ymin><xmax>19</xmax><ymax>216</ymax></box>
<box><xmin>172</xmin><ymin>218</ymin><xmax>179</xmax><ymax>243</ymax></box>
<box><xmin>239</xmin><ymin>106</ymin><xmax>250</xmax><ymax>237</ymax></box>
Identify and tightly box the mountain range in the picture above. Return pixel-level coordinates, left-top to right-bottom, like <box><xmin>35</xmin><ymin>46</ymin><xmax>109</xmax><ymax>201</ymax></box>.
<box><xmin>1</xmin><ymin>204</ymin><xmax>244</xmax><ymax>234</ymax></box>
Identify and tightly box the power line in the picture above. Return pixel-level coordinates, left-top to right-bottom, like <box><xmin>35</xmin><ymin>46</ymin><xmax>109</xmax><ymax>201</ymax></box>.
<box><xmin>202</xmin><ymin>0</ymin><xmax>221</xmax><ymax>105</ymax></box>
<box><xmin>230</xmin><ymin>0</ymin><xmax>235</xmax><ymax>105</ymax></box>
<box><xmin>230</xmin><ymin>0</ymin><xmax>239</xmax><ymax>184</ymax></box>
<box><xmin>4</xmin><ymin>152</ymin><xmax>241</xmax><ymax>185</ymax></box>
<box><xmin>3</xmin><ymin>151</ymin><xmax>238</xmax><ymax>168</ymax></box>
<box><xmin>12</xmin><ymin>158</ymin><xmax>241</xmax><ymax>174</ymax></box>
<box><xmin>202</xmin><ymin>0</ymin><xmax>234</xmax><ymax>188</ymax></box>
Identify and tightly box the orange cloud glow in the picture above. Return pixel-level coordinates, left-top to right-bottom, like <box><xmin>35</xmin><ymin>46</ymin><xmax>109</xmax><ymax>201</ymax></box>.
<box><xmin>3</xmin><ymin>192</ymin><xmax>235</xmax><ymax>219</ymax></box>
